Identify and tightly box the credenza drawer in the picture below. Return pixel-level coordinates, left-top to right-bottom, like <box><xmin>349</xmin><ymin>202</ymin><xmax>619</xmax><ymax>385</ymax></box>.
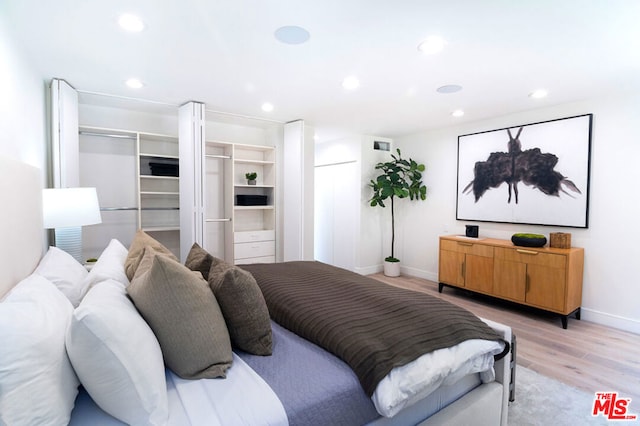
<box><xmin>440</xmin><ymin>239</ymin><xmax>494</xmax><ymax>257</ymax></box>
<box><xmin>494</xmin><ymin>247</ymin><xmax>566</xmax><ymax>268</ymax></box>
<box><xmin>234</xmin><ymin>241</ymin><xmax>275</xmax><ymax>260</ymax></box>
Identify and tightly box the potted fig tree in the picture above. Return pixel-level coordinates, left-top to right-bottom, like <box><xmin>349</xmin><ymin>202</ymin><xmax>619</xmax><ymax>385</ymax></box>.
<box><xmin>369</xmin><ymin>149</ymin><xmax>427</xmax><ymax>277</ymax></box>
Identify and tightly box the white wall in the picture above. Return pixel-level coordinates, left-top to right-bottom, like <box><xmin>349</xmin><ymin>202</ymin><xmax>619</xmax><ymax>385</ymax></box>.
<box><xmin>394</xmin><ymin>93</ymin><xmax>640</xmax><ymax>334</ymax></box>
<box><xmin>0</xmin><ymin>15</ymin><xmax>47</xmax><ymax>176</ymax></box>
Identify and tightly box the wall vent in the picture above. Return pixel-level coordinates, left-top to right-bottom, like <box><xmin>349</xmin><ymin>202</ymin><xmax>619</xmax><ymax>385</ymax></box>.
<box><xmin>373</xmin><ymin>140</ymin><xmax>390</xmax><ymax>151</ymax></box>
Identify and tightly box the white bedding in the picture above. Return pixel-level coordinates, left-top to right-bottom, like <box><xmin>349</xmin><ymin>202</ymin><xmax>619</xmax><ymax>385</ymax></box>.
<box><xmin>372</xmin><ymin>338</ymin><xmax>505</xmax><ymax>417</ymax></box>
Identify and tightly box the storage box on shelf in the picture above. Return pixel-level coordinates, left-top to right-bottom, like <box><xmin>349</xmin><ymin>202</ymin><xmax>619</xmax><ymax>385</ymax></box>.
<box><xmin>438</xmin><ymin>235</ymin><xmax>584</xmax><ymax>329</ymax></box>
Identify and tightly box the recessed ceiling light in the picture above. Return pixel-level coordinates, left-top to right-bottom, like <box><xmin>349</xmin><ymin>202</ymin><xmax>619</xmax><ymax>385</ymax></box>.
<box><xmin>274</xmin><ymin>26</ymin><xmax>310</xmax><ymax>44</ymax></box>
<box><xmin>452</xmin><ymin>109</ymin><xmax>465</xmax><ymax>117</ymax></box>
<box><xmin>529</xmin><ymin>89</ymin><xmax>548</xmax><ymax>99</ymax></box>
<box><xmin>437</xmin><ymin>84</ymin><xmax>462</xmax><ymax>94</ymax></box>
<box><xmin>418</xmin><ymin>36</ymin><xmax>446</xmax><ymax>54</ymax></box>
<box><xmin>261</xmin><ymin>102</ymin><xmax>274</xmax><ymax>112</ymax></box>
<box><xmin>342</xmin><ymin>76</ymin><xmax>360</xmax><ymax>90</ymax></box>
<box><xmin>125</xmin><ymin>78</ymin><xmax>144</xmax><ymax>89</ymax></box>
<box><xmin>118</xmin><ymin>14</ymin><xmax>145</xmax><ymax>32</ymax></box>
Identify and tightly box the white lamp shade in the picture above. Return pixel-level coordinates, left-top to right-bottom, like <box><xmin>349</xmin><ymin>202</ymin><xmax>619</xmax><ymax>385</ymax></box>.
<box><xmin>43</xmin><ymin>188</ymin><xmax>102</xmax><ymax>229</ymax></box>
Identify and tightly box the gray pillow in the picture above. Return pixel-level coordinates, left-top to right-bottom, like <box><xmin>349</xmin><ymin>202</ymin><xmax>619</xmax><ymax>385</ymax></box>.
<box><xmin>184</xmin><ymin>243</ymin><xmax>214</xmax><ymax>281</ymax></box>
<box><xmin>209</xmin><ymin>259</ymin><xmax>273</xmax><ymax>356</ymax></box>
<box><xmin>127</xmin><ymin>253</ymin><xmax>233</xmax><ymax>379</ymax></box>
<box><xmin>124</xmin><ymin>230</ymin><xmax>177</xmax><ymax>281</ymax></box>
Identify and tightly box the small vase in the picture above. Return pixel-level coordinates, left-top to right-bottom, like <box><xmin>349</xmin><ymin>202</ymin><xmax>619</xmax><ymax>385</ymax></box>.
<box><xmin>248</xmin><ymin>179</ymin><xmax>256</xmax><ymax>185</ymax></box>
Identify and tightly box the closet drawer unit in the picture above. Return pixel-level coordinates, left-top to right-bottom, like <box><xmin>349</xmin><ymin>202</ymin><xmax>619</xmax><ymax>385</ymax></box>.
<box><xmin>235</xmin><ymin>255</ymin><xmax>276</xmax><ymax>265</ymax></box>
<box><xmin>234</xmin><ymin>240</ymin><xmax>275</xmax><ymax>260</ymax></box>
<box><xmin>234</xmin><ymin>230</ymin><xmax>275</xmax><ymax>244</ymax></box>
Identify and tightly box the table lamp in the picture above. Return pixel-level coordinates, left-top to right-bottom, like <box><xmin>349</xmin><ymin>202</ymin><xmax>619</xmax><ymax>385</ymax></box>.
<box><xmin>42</xmin><ymin>187</ymin><xmax>102</xmax><ymax>262</ymax></box>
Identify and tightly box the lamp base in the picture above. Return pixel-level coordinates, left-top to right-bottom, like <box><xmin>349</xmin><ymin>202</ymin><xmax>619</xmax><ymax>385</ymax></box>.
<box><xmin>54</xmin><ymin>227</ymin><xmax>83</xmax><ymax>262</ymax></box>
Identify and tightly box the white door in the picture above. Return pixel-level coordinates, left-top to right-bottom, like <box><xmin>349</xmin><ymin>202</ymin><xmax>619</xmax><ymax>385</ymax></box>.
<box><xmin>314</xmin><ymin>161</ymin><xmax>358</xmax><ymax>271</ymax></box>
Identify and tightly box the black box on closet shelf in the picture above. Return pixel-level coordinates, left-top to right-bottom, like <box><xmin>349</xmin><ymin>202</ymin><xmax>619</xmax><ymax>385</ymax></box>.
<box><xmin>149</xmin><ymin>161</ymin><xmax>179</xmax><ymax>177</ymax></box>
<box><xmin>236</xmin><ymin>195</ymin><xmax>268</xmax><ymax>206</ymax></box>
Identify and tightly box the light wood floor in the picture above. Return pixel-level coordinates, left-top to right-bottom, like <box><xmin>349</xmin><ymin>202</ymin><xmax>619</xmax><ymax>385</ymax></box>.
<box><xmin>370</xmin><ymin>273</ymin><xmax>640</xmax><ymax>404</ymax></box>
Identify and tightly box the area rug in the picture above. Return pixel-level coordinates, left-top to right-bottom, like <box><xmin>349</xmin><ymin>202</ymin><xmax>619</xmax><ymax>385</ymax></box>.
<box><xmin>509</xmin><ymin>365</ymin><xmax>610</xmax><ymax>425</ymax></box>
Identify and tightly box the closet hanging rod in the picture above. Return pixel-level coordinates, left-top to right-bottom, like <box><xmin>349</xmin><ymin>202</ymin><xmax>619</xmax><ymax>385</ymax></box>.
<box><xmin>79</xmin><ymin>131</ymin><xmax>137</xmax><ymax>140</ymax></box>
<box><xmin>142</xmin><ymin>207</ymin><xmax>180</xmax><ymax>211</ymax></box>
<box><xmin>205</xmin><ymin>218</ymin><xmax>232</xmax><ymax>222</ymax></box>
<box><xmin>205</xmin><ymin>154</ymin><xmax>232</xmax><ymax>159</ymax></box>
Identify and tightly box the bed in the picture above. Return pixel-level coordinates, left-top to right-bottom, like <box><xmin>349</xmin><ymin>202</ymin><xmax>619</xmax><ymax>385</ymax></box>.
<box><xmin>0</xmin><ymin>156</ymin><xmax>513</xmax><ymax>426</ymax></box>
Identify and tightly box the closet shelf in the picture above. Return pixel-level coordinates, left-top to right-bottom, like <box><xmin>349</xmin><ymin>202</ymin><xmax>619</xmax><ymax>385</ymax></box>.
<box><xmin>140</xmin><ymin>152</ymin><xmax>179</xmax><ymax>160</ymax></box>
<box><xmin>140</xmin><ymin>191</ymin><xmax>179</xmax><ymax>196</ymax></box>
<box><xmin>234</xmin><ymin>205</ymin><xmax>274</xmax><ymax>211</ymax></box>
<box><xmin>140</xmin><ymin>175</ymin><xmax>179</xmax><ymax>180</ymax></box>
<box><xmin>234</xmin><ymin>159</ymin><xmax>275</xmax><ymax>165</ymax></box>
<box><xmin>234</xmin><ymin>184</ymin><xmax>274</xmax><ymax>188</ymax></box>
<box><xmin>142</xmin><ymin>226</ymin><xmax>180</xmax><ymax>232</ymax></box>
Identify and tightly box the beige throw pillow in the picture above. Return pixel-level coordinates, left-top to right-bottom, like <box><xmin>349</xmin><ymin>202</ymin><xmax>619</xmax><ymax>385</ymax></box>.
<box><xmin>124</xmin><ymin>230</ymin><xmax>177</xmax><ymax>281</ymax></box>
<box><xmin>127</xmin><ymin>253</ymin><xmax>233</xmax><ymax>379</ymax></box>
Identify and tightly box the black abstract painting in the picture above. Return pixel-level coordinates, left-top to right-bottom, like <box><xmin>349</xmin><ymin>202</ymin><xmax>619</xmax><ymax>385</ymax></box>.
<box><xmin>456</xmin><ymin>114</ymin><xmax>592</xmax><ymax>228</ymax></box>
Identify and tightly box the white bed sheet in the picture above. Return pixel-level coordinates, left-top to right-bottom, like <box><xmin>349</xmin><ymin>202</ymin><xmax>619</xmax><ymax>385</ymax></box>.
<box><xmin>171</xmin><ymin>354</ymin><xmax>288</xmax><ymax>426</ymax></box>
<box><xmin>70</xmin><ymin>354</ymin><xmax>288</xmax><ymax>425</ymax></box>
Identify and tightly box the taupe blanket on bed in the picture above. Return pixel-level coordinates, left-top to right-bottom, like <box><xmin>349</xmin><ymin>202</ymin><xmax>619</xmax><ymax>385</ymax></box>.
<box><xmin>241</xmin><ymin>261</ymin><xmax>503</xmax><ymax>397</ymax></box>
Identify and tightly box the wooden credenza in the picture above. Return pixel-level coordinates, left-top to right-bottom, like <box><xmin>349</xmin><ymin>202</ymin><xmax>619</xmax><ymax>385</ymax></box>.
<box><xmin>438</xmin><ymin>235</ymin><xmax>584</xmax><ymax>329</ymax></box>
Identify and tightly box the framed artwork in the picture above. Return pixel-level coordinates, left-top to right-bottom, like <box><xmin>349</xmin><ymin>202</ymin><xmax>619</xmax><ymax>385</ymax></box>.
<box><xmin>456</xmin><ymin>114</ymin><xmax>592</xmax><ymax>228</ymax></box>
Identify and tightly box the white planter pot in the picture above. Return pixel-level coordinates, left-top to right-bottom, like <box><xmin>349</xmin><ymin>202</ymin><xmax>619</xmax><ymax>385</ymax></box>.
<box><xmin>383</xmin><ymin>260</ymin><xmax>400</xmax><ymax>277</ymax></box>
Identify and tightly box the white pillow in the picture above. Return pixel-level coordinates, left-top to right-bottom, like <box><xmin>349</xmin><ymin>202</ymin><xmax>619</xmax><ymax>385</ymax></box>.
<box><xmin>0</xmin><ymin>274</ymin><xmax>79</xmax><ymax>425</ymax></box>
<box><xmin>79</xmin><ymin>239</ymin><xmax>129</xmax><ymax>297</ymax></box>
<box><xmin>66</xmin><ymin>279</ymin><xmax>169</xmax><ymax>426</ymax></box>
<box><xmin>34</xmin><ymin>246</ymin><xmax>88</xmax><ymax>307</ymax></box>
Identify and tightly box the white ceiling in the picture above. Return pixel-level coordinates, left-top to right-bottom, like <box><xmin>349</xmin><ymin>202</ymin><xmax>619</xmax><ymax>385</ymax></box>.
<box><xmin>3</xmin><ymin>0</ymin><xmax>640</xmax><ymax>140</ymax></box>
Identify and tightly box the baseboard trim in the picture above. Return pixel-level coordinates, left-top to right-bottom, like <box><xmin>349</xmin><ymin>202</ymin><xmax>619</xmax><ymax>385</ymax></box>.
<box><xmin>580</xmin><ymin>308</ymin><xmax>640</xmax><ymax>335</ymax></box>
<box><xmin>354</xmin><ymin>264</ymin><xmax>382</xmax><ymax>276</ymax></box>
<box><xmin>399</xmin><ymin>265</ymin><xmax>438</xmax><ymax>282</ymax></box>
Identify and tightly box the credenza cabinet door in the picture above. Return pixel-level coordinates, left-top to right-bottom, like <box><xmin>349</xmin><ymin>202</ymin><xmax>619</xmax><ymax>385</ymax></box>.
<box><xmin>439</xmin><ymin>249</ymin><xmax>465</xmax><ymax>286</ymax></box>
<box><xmin>526</xmin><ymin>264</ymin><xmax>566</xmax><ymax>312</ymax></box>
<box><xmin>493</xmin><ymin>258</ymin><xmax>526</xmax><ymax>302</ymax></box>
<box><xmin>465</xmin><ymin>254</ymin><xmax>494</xmax><ymax>293</ymax></box>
